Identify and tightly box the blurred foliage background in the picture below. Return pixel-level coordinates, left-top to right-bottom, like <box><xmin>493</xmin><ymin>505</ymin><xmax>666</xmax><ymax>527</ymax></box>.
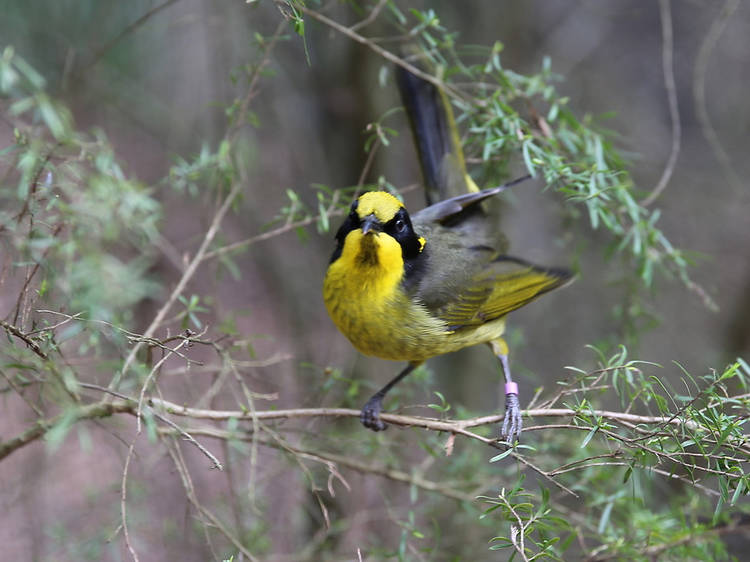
<box><xmin>1</xmin><ymin>1</ymin><xmax>749</xmax><ymax>560</ymax></box>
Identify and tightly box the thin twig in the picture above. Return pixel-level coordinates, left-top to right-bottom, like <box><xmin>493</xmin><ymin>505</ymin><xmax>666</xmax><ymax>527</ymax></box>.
<box><xmin>202</xmin><ymin>212</ymin><xmax>337</xmax><ymax>261</ymax></box>
<box><xmin>112</xmin><ymin>179</ymin><xmax>244</xmax><ymax>392</ymax></box>
<box><xmin>497</xmin><ymin>490</ymin><xmax>530</xmax><ymax>562</ymax></box>
<box><xmin>164</xmin><ymin>438</ymin><xmax>256</xmax><ymax>560</ymax></box>
<box><xmin>165</xmin><ymin>439</ymin><xmax>220</xmax><ymax>557</ymax></box>
<box><xmin>121</xmin><ymin>434</ymin><xmax>140</xmax><ymax>562</ymax></box>
<box><xmin>79</xmin><ymin>382</ymin><xmax>224</xmax><ymax>469</ymax></box>
<box><xmin>162</xmin><ymin>353</ymin><xmax>291</xmax><ymax>377</ymax></box>
<box><xmin>357</xmin><ymin>136</ymin><xmax>381</xmax><ymax>189</ymax></box>
<box><xmin>642</xmin><ymin>0</ymin><xmax>681</xmax><ymax>207</ymax></box>
<box><xmin>135</xmin><ymin>329</ymin><xmax>205</xmax><ymax>432</ymax></box>
<box><xmin>0</xmin><ymin>369</ymin><xmax>43</xmax><ymax>416</ymax></box>
<box><xmin>203</xmin><ymin>183</ymin><xmax>420</xmax><ymax>261</ymax></box>
<box><xmin>78</xmin><ymin>382</ymin><xmax>224</xmax><ymax>470</ymax></box>
<box><xmin>25</xmin><ymin>312</ymin><xmax>84</xmax><ymax>336</ymax></box>
<box><xmin>111</xmin><ymin>14</ymin><xmax>287</xmax><ymax>392</ymax></box>
<box><xmin>1</xmin><ymin>319</ymin><xmax>48</xmax><ymax>359</ymax></box>
<box><xmin>587</xmin><ymin>517</ymin><xmax>750</xmax><ymax>560</ymax></box>
<box><xmin>278</xmin><ymin>1</ymin><xmax>467</xmax><ymax>103</ymax></box>
<box><xmin>228</xmin><ymin>358</ymin><xmax>261</xmax><ymax>507</ymax></box>
<box><xmin>648</xmin><ymin>466</ymin><xmax>720</xmax><ymax>498</ymax></box>
<box><xmin>350</xmin><ymin>0</ymin><xmax>389</xmax><ymax>31</ymax></box>
<box><xmin>153</xmin><ymin>409</ymin><xmax>223</xmax><ymax>471</ymax></box>
<box><xmin>692</xmin><ymin>0</ymin><xmax>743</xmax><ymax>193</ymax></box>
<box><xmin>226</xmin><ymin>20</ymin><xmax>287</xmax><ymax>142</ymax></box>
<box><xmin>83</xmin><ymin>0</ymin><xmax>181</xmax><ymax>73</ymax></box>
<box><xmin>0</xmin><ymin>318</ymin><xmax>80</xmax><ymax>405</ymax></box>
<box><xmin>35</xmin><ymin>310</ymin><xmax>208</xmax><ymax>364</ymax></box>
<box><xmin>165</xmin><ymin>426</ymin><xmax>476</xmax><ymax>502</ymax></box>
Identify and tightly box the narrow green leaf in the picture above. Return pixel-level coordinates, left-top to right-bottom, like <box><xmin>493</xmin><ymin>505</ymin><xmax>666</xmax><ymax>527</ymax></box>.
<box><xmin>489</xmin><ymin>448</ymin><xmax>514</xmax><ymax>462</ymax></box>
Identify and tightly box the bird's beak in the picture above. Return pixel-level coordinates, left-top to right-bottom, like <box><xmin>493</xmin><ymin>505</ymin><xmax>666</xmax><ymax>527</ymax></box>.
<box><xmin>361</xmin><ymin>214</ymin><xmax>381</xmax><ymax>235</ymax></box>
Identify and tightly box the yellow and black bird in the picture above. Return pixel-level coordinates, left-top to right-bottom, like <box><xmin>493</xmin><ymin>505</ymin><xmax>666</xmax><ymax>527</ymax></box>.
<box><xmin>323</xmin><ymin>65</ymin><xmax>572</xmax><ymax>442</ymax></box>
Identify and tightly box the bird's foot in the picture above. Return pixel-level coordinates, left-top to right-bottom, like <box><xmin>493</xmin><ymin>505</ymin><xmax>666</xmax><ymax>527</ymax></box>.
<box><xmin>360</xmin><ymin>395</ymin><xmax>387</xmax><ymax>431</ymax></box>
<box><xmin>500</xmin><ymin>392</ymin><xmax>522</xmax><ymax>445</ymax></box>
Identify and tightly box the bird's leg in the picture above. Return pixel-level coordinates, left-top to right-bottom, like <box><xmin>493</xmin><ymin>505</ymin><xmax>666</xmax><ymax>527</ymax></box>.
<box><xmin>361</xmin><ymin>362</ymin><xmax>420</xmax><ymax>432</ymax></box>
<box><xmin>489</xmin><ymin>338</ymin><xmax>522</xmax><ymax>444</ymax></box>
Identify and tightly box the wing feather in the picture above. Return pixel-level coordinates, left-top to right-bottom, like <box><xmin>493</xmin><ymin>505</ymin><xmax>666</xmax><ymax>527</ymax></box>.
<box><xmin>413</xmin><ymin>177</ymin><xmax>530</xmax><ymax>225</ymax></box>
<box><xmin>436</xmin><ymin>257</ymin><xmax>572</xmax><ymax>330</ymax></box>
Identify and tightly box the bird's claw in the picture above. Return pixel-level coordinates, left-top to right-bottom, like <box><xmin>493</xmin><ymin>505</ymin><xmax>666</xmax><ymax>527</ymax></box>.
<box><xmin>361</xmin><ymin>396</ymin><xmax>387</xmax><ymax>431</ymax></box>
<box><xmin>500</xmin><ymin>392</ymin><xmax>522</xmax><ymax>445</ymax></box>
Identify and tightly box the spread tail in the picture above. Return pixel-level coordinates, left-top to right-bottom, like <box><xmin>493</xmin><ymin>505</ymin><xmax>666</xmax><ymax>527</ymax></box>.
<box><xmin>396</xmin><ymin>64</ymin><xmax>478</xmax><ymax>204</ymax></box>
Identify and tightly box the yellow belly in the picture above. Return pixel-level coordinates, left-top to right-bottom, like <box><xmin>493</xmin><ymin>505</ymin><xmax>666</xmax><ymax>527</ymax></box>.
<box><xmin>323</xmin><ymin>235</ymin><xmax>506</xmax><ymax>361</ymax></box>
<box><xmin>324</xmin><ymin>282</ymin><xmax>442</xmax><ymax>361</ymax></box>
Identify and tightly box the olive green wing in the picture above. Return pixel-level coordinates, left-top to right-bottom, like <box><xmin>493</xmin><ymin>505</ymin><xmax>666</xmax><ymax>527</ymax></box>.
<box><xmin>433</xmin><ymin>256</ymin><xmax>573</xmax><ymax>330</ymax></box>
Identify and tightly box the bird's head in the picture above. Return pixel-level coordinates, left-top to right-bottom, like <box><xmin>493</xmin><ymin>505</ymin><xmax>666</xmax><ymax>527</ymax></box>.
<box><xmin>329</xmin><ymin>192</ymin><xmax>425</xmax><ymax>269</ymax></box>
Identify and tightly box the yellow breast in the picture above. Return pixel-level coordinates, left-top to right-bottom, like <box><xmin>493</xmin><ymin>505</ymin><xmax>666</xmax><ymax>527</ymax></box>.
<box><xmin>323</xmin><ymin>229</ymin><xmax>447</xmax><ymax>361</ymax></box>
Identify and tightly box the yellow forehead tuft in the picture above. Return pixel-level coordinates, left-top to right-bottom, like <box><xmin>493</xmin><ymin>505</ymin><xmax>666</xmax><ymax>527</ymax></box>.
<box><xmin>356</xmin><ymin>191</ymin><xmax>404</xmax><ymax>223</ymax></box>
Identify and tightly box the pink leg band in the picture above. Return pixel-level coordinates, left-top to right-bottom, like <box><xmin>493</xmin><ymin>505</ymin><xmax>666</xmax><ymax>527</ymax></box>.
<box><xmin>505</xmin><ymin>382</ymin><xmax>518</xmax><ymax>395</ymax></box>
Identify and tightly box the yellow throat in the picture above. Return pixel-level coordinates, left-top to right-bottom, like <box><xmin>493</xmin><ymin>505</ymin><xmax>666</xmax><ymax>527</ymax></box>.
<box><xmin>323</xmin><ymin>227</ymin><xmax>405</xmax><ymax>332</ymax></box>
<box><xmin>323</xmin><ymin>193</ymin><xmax>411</xmax><ymax>358</ymax></box>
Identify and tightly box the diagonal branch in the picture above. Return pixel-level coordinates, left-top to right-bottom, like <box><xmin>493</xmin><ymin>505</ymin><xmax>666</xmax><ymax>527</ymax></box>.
<box><xmin>111</xmin><ymin>180</ymin><xmax>244</xmax><ymax>392</ymax></box>
<box><xmin>82</xmin><ymin>0</ymin><xmax>182</xmax><ymax>73</ymax></box>
<box><xmin>0</xmin><ymin>401</ymin><xmax>133</xmax><ymax>461</ymax></box>
<box><xmin>163</xmin><ymin>426</ymin><xmax>476</xmax><ymax>502</ymax></box>
<box><xmin>276</xmin><ymin>1</ymin><xmax>468</xmax><ymax>103</ymax></box>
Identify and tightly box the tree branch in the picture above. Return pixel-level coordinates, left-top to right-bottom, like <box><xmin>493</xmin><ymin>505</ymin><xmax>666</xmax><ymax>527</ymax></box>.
<box><xmin>642</xmin><ymin>0</ymin><xmax>681</xmax><ymax>207</ymax></box>
<box><xmin>82</xmin><ymin>0</ymin><xmax>182</xmax><ymax>73</ymax></box>
<box><xmin>112</xmin><ymin>179</ymin><xmax>244</xmax><ymax>392</ymax></box>
<box><xmin>0</xmin><ymin>401</ymin><xmax>132</xmax><ymax>461</ymax></box>
<box><xmin>148</xmin><ymin>399</ymin><xmax>704</xmax><ymax>433</ymax></box>
<box><xmin>163</xmin><ymin>426</ymin><xmax>476</xmax><ymax>503</ymax></box>
<box><xmin>276</xmin><ymin>1</ymin><xmax>468</xmax><ymax>103</ymax></box>
<box><xmin>1</xmin><ymin>393</ymin><xmax>745</xmax><ymax>503</ymax></box>
<box><xmin>1</xmin><ymin>319</ymin><xmax>48</xmax><ymax>359</ymax></box>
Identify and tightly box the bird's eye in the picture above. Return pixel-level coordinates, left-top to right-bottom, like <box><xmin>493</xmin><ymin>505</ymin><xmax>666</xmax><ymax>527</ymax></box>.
<box><xmin>395</xmin><ymin>219</ymin><xmax>406</xmax><ymax>233</ymax></box>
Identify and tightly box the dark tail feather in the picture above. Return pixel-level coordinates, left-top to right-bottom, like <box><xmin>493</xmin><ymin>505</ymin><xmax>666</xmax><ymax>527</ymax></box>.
<box><xmin>396</xmin><ymin>65</ymin><xmax>472</xmax><ymax>205</ymax></box>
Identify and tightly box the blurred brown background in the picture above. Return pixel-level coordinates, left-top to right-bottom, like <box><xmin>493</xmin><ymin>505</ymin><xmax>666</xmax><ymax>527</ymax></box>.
<box><xmin>1</xmin><ymin>1</ymin><xmax>749</xmax><ymax>560</ymax></box>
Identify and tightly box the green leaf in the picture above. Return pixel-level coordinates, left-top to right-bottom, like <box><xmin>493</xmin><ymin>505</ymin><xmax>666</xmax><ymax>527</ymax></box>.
<box><xmin>45</xmin><ymin>409</ymin><xmax>78</xmax><ymax>452</ymax></box>
<box><xmin>580</xmin><ymin>425</ymin><xmax>598</xmax><ymax>448</ymax></box>
<box><xmin>37</xmin><ymin>94</ymin><xmax>68</xmax><ymax>139</ymax></box>
<box><xmin>489</xmin><ymin>448</ymin><xmax>514</xmax><ymax>462</ymax></box>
